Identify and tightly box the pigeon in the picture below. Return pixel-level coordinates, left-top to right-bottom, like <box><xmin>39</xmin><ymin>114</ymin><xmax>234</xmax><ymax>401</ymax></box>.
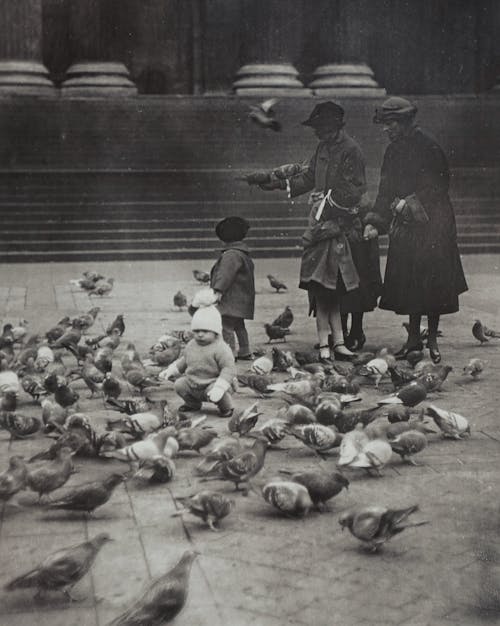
<box><xmin>45</xmin><ymin>473</ymin><xmax>126</xmax><ymax>515</ymax></box>
<box><xmin>236</xmin><ymin>373</ymin><xmax>273</xmax><ymax>396</ymax></box>
<box><xmin>69</xmin><ymin>271</ymin><xmax>104</xmax><ymax>291</ymax></box>
<box><xmin>280</xmin><ymin>469</ymin><xmax>349</xmax><ymax>511</ymax></box>
<box><xmin>388</xmin><ymin>365</ymin><xmax>417</xmax><ymax>389</ymax></box>
<box><xmin>357</xmin><ymin>357</ymin><xmax>390</xmax><ymax>388</ymax></box>
<box><xmin>106</xmin><ymin>314</ymin><xmax>126</xmax><ymax>337</ymax></box>
<box><xmin>251</xmin><ymin>355</ymin><xmax>274</xmax><ymax>376</ymax></box>
<box><xmin>88</xmin><ymin>277</ymin><xmax>114</xmax><ymax>296</ymax></box>
<box><xmin>314</xmin><ymin>399</ymin><xmax>342</xmax><ymax>426</ymax></box>
<box><xmin>267</xmin><ymin>274</ymin><xmax>287</xmax><ymax>293</ymax></box>
<box><xmin>0</xmin><ymin>390</ymin><xmax>18</xmax><ymax>412</ymax></box>
<box><xmin>27</xmin><ymin>446</ymin><xmax>74</xmax><ymax>501</ymax></box>
<box><xmin>248</xmin><ymin>98</ymin><xmax>281</xmax><ymax>132</ymax></box>
<box><xmin>264</xmin><ymin>323</ymin><xmax>290</xmax><ymax>343</ymax></box>
<box><xmin>21</xmin><ymin>374</ymin><xmax>48</xmax><ymax>401</ymax></box>
<box><xmin>483</xmin><ymin>322</ymin><xmax>500</xmax><ymax>338</ymax></box>
<box><xmin>377</xmin><ymin>381</ymin><xmax>428</xmax><ymax>407</ymax></box>
<box><xmin>271</xmin><ymin>347</ymin><xmax>294</xmax><ymax>372</ymax></box>
<box><xmin>172</xmin><ymin>490</ymin><xmax>235</xmax><ymax>531</ymax></box>
<box><xmin>339</xmin><ymin>504</ymin><xmax>429</xmax><ymax>551</ymax></box>
<box><xmin>330</xmin><ymin>406</ymin><xmax>379</xmax><ymax>434</ymax></box>
<box><xmin>102</xmin><ymin>430</ymin><xmax>174</xmax><ymax>463</ymax></box>
<box><xmin>255</xmin><ymin>418</ymin><xmax>289</xmax><ymax>445</ymax></box>
<box><xmin>405</xmin><ymin>350</ymin><xmax>425</xmax><ymax>368</ymax></box>
<box><xmin>105</xmin><ymin>397</ymin><xmax>151</xmax><ymax>417</ymax></box>
<box><xmin>54</xmin><ymin>382</ymin><xmax>79</xmax><ymax>409</ymax></box>
<box><xmin>125</xmin><ymin>368</ymin><xmax>160</xmax><ymax>391</ymax></box>
<box><xmin>106</xmin><ymin>550</ymin><xmax>198</xmax><ymax>626</ymax></box>
<box><xmin>279</xmin><ymin>404</ymin><xmax>316</xmax><ymax>425</ymax></box>
<box><xmin>0</xmin><ymin>455</ymin><xmax>27</xmax><ymax>502</ymax></box>
<box><xmin>262</xmin><ymin>481</ymin><xmax>313</xmax><ymax>517</ymax></box>
<box><xmin>388</xmin><ymin>430</ymin><xmax>428</xmax><ymax>465</ymax></box>
<box><xmin>73</xmin><ymin>307</ymin><xmax>101</xmax><ymax>333</ymax></box>
<box><xmin>338</xmin><ymin>437</ymin><xmax>393</xmax><ymax>476</ymax></box>
<box><xmin>195</xmin><ymin>436</ymin><xmax>243</xmax><ymax>476</ymax></box>
<box><xmin>199</xmin><ymin>436</ymin><xmax>267</xmax><ymax>491</ymax></box>
<box><xmin>426</xmin><ymin>404</ymin><xmax>471</xmax><ymax>439</ymax></box>
<box><xmin>286</xmin><ymin>423</ymin><xmax>340</xmax><ymax>457</ymax></box>
<box><xmin>175</xmin><ymin>428</ymin><xmax>218</xmax><ymax>454</ymax></box>
<box><xmin>472</xmin><ymin>319</ymin><xmax>490</xmax><ymax>344</ymax></box>
<box><xmin>1</xmin><ymin>413</ymin><xmax>42</xmax><ymax>439</ymax></box>
<box><xmin>5</xmin><ymin>533</ymin><xmax>112</xmax><ymax>600</ymax></box>
<box><xmin>228</xmin><ymin>402</ymin><xmax>261</xmax><ymax>436</ymax></box>
<box><xmin>463</xmin><ymin>358</ymin><xmax>485</xmax><ymax>380</ymax></box>
<box><xmin>272</xmin><ymin>306</ymin><xmax>294</xmax><ymax>329</ymax></box>
<box><xmin>193</xmin><ymin>269</ymin><xmax>210</xmax><ymax>284</ymax></box>
<box><xmin>102</xmin><ymin>372</ymin><xmax>122</xmax><ymax>400</ymax></box>
<box><xmin>47</xmin><ymin>318</ymin><xmax>72</xmax><ymax>345</ymax></box>
<box><xmin>416</xmin><ymin>364</ymin><xmax>453</xmax><ymax>390</ymax></box>
<box><xmin>173</xmin><ymin>291</ymin><xmax>187</xmax><ymax>310</ymax></box>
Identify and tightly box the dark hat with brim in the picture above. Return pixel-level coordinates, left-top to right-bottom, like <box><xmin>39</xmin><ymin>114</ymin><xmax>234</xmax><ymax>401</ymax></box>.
<box><xmin>302</xmin><ymin>101</ymin><xmax>344</xmax><ymax>127</ymax></box>
<box><xmin>373</xmin><ymin>97</ymin><xmax>417</xmax><ymax>124</ymax></box>
<box><xmin>215</xmin><ymin>216</ymin><xmax>250</xmax><ymax>243</ymax></box>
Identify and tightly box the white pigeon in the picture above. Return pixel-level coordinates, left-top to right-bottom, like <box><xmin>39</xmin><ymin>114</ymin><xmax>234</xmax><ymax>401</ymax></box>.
<box><xmin>338</xmin><ymin>426</ymin><xmax>370</xmax><ymax>466</ymax></box>
<box><xmin>339</xmin><ymin>438</ymin><xmax>393</xmax><ymax>475</ymax></box>
<box><xmin>426</xmin><ymin>405</ymin><xmax>470</xmax><ymax>439</ymax></box>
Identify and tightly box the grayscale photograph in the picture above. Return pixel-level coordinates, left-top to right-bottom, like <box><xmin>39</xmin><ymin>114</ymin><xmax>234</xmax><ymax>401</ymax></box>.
<box><xmin>0</xmin><ymin>1</ymin><xmax>499</xmax><ymax>624</ymax></box>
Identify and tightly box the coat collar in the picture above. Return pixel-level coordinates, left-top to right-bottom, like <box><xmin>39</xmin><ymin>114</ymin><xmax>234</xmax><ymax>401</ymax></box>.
<box><xmin>219</xmin><ymin>240</ymin><xmax>250</xmax><ymax>253</ymax></box>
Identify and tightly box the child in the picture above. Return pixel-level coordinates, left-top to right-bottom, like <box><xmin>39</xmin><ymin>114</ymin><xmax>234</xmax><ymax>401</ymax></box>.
<box><xmin>159</xmin><ymin>305</ymin><xmax>236</xmax><ymax>417</ymax></box>
<box><xmin>210</xmin><ymin>216</ymin><xmax>255</xmax><ymax>360</ymax></box>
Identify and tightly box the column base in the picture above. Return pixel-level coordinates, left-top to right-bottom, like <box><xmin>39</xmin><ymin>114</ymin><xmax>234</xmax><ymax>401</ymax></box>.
<box><xmin>61</xmin><ymin>62</ymin><xmax>137</xmax><ymax>97</ymax></box>
<box><xmin>233</xmin><ymin>63</ymin><xmax>311</xmax><ymax>96</ymax></box>
<box><xmin>0</xmin><ymin>61</ymin><xmax>56</xmax><ymax>97</ymax></box>
<box><xmin>309</xmin><ymin>63</ymin><xmax>386</xmax><ymax>97</ymax></box>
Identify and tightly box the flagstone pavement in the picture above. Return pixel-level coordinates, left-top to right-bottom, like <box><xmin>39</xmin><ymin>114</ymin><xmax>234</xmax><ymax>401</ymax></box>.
<box><xmin>0</xmin><ymin>254</ymin><xmax>499</xmax><ymax>626</ymax></box>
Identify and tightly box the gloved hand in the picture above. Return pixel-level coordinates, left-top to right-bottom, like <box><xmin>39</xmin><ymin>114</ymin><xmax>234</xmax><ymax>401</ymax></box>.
<box><xmin>207</xmin><ymin>378</ymin><xmax>231</xmax><ymax>403</ymax></box>
<box><xmin>259</xmin><ymin>172</ymin><xmax>287</xmax><ymax>191</ymax></box>
<box><xmin>158</xmin><ymin>363</ymin><xmax>181</xmax><ymax>381</ymax></box>
<box><xmin>363</xmin><ymin>224</ymin><xmax>378</xmax><ymax>240</ymax></box>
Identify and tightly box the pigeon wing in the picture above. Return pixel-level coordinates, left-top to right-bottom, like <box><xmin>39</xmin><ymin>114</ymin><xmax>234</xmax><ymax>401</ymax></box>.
<box><xmin>259</xmin><ymin>98</ymin><xmax>279</xmax><ymax>114</ymax></box>
<box><xmin>352</xmin><ymin>507</ymin><xmax>387</xmax><ymax>540</ymax></box>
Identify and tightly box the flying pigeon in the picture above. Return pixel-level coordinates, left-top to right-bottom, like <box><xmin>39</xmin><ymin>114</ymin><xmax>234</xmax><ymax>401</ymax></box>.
<box><xmin>248</xmin><ymin>98</ymin><xmax>281</xmax><ymax>132</ymax></box>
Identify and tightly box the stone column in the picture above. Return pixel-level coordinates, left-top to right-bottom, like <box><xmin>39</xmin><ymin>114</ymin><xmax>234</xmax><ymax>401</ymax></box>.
<box><xmin>61</xmin><ymin>0</ymin><xmax>137</xmax><ymax>97</ymax></box>
<box><xmin>308</xmin><ymin>0</ymin><xmax>385</xmax><ymax>97</ymax></box>
<box><xmin>0</xmin><ymin>0</ymin><xmax>55</xmax><ymax>96</ymax></box>
<box><xmin>232</xmin><ymin>0</ymin><xmax>310</xmax><ymax>96</ymax></box>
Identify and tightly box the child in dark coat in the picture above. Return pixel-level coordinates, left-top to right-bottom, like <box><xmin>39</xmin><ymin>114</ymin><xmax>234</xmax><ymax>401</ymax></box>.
<box><xmin>210</xmin><ymin>216</ymin><xmax>255</xmax><ymax>360</ymax></box>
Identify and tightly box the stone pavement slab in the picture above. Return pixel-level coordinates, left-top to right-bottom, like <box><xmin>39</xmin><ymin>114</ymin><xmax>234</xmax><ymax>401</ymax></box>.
<box><xmin>0</xmin><ymin>254</ymin><xmax>499</xmax><ymax>625</ymax></box>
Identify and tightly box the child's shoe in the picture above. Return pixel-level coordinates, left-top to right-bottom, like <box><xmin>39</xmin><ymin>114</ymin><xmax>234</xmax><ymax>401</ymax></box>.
<box><xmin>219</xmin><ymin>407</ymin><xmax>234</xmax><ymax>418</ymax></box>
<box><xmin>178</xmin><ymin>404</ymin><xmax>201</xmax><ymax>413</ymax></box>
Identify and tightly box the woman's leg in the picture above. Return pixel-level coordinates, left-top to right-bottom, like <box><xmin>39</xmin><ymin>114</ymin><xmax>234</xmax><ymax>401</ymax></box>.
<box><xmin>315</xmin><ymin>296</ymin><xmax>332</xmax><ymax>360</ymax></box>
<box><xmin>221</xmin><ymin>315</ymin><xmax>237</xmax><ymax>355</ymax></box>
<box><xmin>395</xmin><ymin>313</ymin><xmax>422</xmax><ymax>358</ymax></box>
<box><xmin>234</xmin><ymin>318</ymin><xmax>251</xmax><ymax>358</ymax></box>
<box><xmin>328</xmin><ymin>301</ymin><xmax>354</xmax><ymax>358</ymax></box>
<box><xmin>341</xmin><ymin>313</ymin><xmax>349</xmax><ymax>338</ymax></box>
<box><xmin>345</xmin><ymin>312</ymin><xmax>366</xmax><ymax>350</ymax></box>
<box><xmin>427</xmin><ymin>314</ymin><xmax>441</xmax><ymax>362</ymax></box>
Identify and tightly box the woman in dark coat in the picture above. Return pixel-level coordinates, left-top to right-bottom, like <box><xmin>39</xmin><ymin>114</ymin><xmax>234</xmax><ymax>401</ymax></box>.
<box><xmin>363</xmin><ymin>97</ymin><xmax>468</xmax><ymax>363</ymax></box>
<box><xmin>260</xmin><ymin>101</ymin><xmax>381</xmax><ymax>361</ymax></box>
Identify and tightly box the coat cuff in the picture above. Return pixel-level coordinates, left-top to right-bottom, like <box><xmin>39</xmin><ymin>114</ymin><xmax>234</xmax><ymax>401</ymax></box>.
<box><xmin>363</xmin><ymin>211</ymin><xmax>387</xmax><ymax>230</ymax></box>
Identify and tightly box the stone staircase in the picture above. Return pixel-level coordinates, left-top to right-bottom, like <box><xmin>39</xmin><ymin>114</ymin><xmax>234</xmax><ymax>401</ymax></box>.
<box><xmin>0</xmin><ymin>96</ymin><xmax>498</xmax><ymax>262</ymax></box>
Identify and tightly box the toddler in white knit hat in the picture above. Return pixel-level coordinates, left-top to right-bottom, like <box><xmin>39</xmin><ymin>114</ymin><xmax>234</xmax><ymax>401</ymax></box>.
<box><xmin>159</xmin><ymin>306</ymin><xmax>236</xmax><ymax>417</ymax></box>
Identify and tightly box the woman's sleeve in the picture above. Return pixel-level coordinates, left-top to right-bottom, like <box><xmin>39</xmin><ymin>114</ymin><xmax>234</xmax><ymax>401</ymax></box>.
<box><xmin>333</xmin><ymin>146</ymin><xmax>367</xmax><ymax>207</ymax></box>
<box><xmin>409</xmin><ymin>140</ymin><xmax>450</xmax><ymax>218</ymax></box>
<box><xmin>288</xmin><ymin>152</ymin><xmax>316</xmax><ymax>198</ymax></box>
<box><xmin>363</xmin><ymin>151</ymin><xmax>393</xmax><ymax>234</ymax></box>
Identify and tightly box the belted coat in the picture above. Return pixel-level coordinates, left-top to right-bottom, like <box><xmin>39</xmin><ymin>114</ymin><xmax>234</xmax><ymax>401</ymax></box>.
<box><xmin>289</xmin><ymin>130</ymin><xmax>381</xmax><ymax>310</ymax></box>
<box><xmin>365</xmin><ymin>125</ymin><xmax>468</xmax><ymax>315</ymax></box>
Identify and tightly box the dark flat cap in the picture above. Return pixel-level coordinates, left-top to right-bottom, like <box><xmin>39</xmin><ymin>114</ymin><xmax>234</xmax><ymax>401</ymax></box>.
<box><xmin>302</xmin><ymin>101</ymin><xmax>344</xmax><ymax>127</ymax></box>
<box><xmin>373</xmin><ymin>97</ymin><xmax>417</xmax><ymax>124</ymax></box>
<box><xmin>215</xmin><ymin>216</ymin><xmax>250</xmax><ymax>243</ymax></box>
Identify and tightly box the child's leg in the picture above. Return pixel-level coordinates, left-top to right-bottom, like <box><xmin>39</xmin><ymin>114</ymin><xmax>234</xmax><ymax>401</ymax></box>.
<box><xmin>315</xmin><ymin>295</ymin><xmax>332</xmax><ymax>360</ymax></box>
<box><xmin>174</xmin><ymin>377</ymin><xmax>202</xmax><ymax>410</ymax></box>
<box><xmin>234</xmin><ymin>318</ymin><xmax>251</xmax><ymax>358</ymax></box>
<box><xmin>328</xmin><ymin>300</ymin><xmax>354</xmax><ymax>358</ymax></box>
<box><xmin>216</xmin><ymin>391</ymin><xmax>233</xmax><ymax>417</ymax></box>
<box><xmin>221</xmin><ymin>315</ymin><xmax>237</xmax><ymax>354</ymax></box>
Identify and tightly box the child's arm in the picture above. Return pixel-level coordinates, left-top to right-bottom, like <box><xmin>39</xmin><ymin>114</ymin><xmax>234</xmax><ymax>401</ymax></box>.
<box><xmin>207</xmin><ymin>344</ymin><xmax>237</xmax><ymax>402</ymax></box>
<box><xmin>158</xmin><ymin>355</ymin><xmax>186</xmax><ymax>381</ymax></box>
<box><xmin>211</xmin><ymin>250</ymin><xmax>244</xmax><ymax>296</ymax></box>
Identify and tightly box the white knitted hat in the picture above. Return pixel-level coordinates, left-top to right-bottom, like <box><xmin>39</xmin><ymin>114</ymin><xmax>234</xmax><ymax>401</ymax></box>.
<box><xmin>190</xmin><ymin>305</ymin><xmax>222</xmax><ymax>334</ymax></box>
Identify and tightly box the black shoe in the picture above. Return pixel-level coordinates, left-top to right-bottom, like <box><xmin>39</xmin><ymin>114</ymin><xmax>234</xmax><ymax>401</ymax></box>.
<box><xmin>332</xmin><ymin>343</ymin><xmax>356</xmax><ymax>361</ymax></box>
<box><xmin>345</xmin><ymin>331</ymin><xmax>366</xmax><ymax>351</ymax></box>
<box><xmin>219</xmin><ymin>408</ymin><xmax>234</xmax><ymax>418</ymax></box>
<box><xmin>428</xmin><ymin>344</ymin><xmax>441</xmax><ymax>364</ymax></box>
<box><xmin>394</xmin><ymin>342</ymin><xmax>424</xmax><ymax>360</ymax></box>
<box><xmin>237</xmin><ymin>353</ymin><xmax>254</xmax><ymax>361</ymax></box>
<box><xmin>178</xmin><ymin>404</ymin><xmax>201</xmax><ymax>413</ymax></box>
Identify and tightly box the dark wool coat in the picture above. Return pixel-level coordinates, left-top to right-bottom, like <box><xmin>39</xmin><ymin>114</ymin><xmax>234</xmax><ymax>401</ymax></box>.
<box><xmin>289</xmin><ymin>130</ymin><xmax>381</xmax><ymax>310</ymax></box>
<box><xmin>365</xmin><ymin>125</ymin><xmax>468</xmax><ymax>315</ymax></box>
<box><xmin>210</xmin><ymin>241</ymin><xmax>255</xmax><ymax>319</ymax></box>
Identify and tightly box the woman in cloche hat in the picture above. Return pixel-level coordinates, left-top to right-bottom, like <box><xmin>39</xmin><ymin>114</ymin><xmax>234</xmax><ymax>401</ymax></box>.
<box><xmin>363</xmin><ymin>97</ymin><xmax>468</xmax><ymax>362</ymax></box>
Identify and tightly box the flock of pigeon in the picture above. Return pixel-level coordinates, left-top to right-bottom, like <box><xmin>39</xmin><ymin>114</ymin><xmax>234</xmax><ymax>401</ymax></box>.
<box><xmin>0</xmin><ymin>268</ymin><xmax>497</xmax><ymax>623</ymax></box>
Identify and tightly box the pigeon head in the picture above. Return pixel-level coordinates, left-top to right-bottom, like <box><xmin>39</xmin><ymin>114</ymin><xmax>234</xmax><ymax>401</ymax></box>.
<box><xmin>91</xmin><ymin>532</ymin><xmax>113</xmax><ymax>547</ymax></box>
<box><xmin>9</xmin><ymin>455</ymin><xmax>25</xmax><ymax>469</ymax></box>
<box><xmin>338</xmin><ymin>511</ymin><xmax>353</xmax><ymax>530</ymax></box>
<box><xmin>105</xmin><ymin>473</ymin><xmax>128</xmax><ymax>487</ymax></box>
